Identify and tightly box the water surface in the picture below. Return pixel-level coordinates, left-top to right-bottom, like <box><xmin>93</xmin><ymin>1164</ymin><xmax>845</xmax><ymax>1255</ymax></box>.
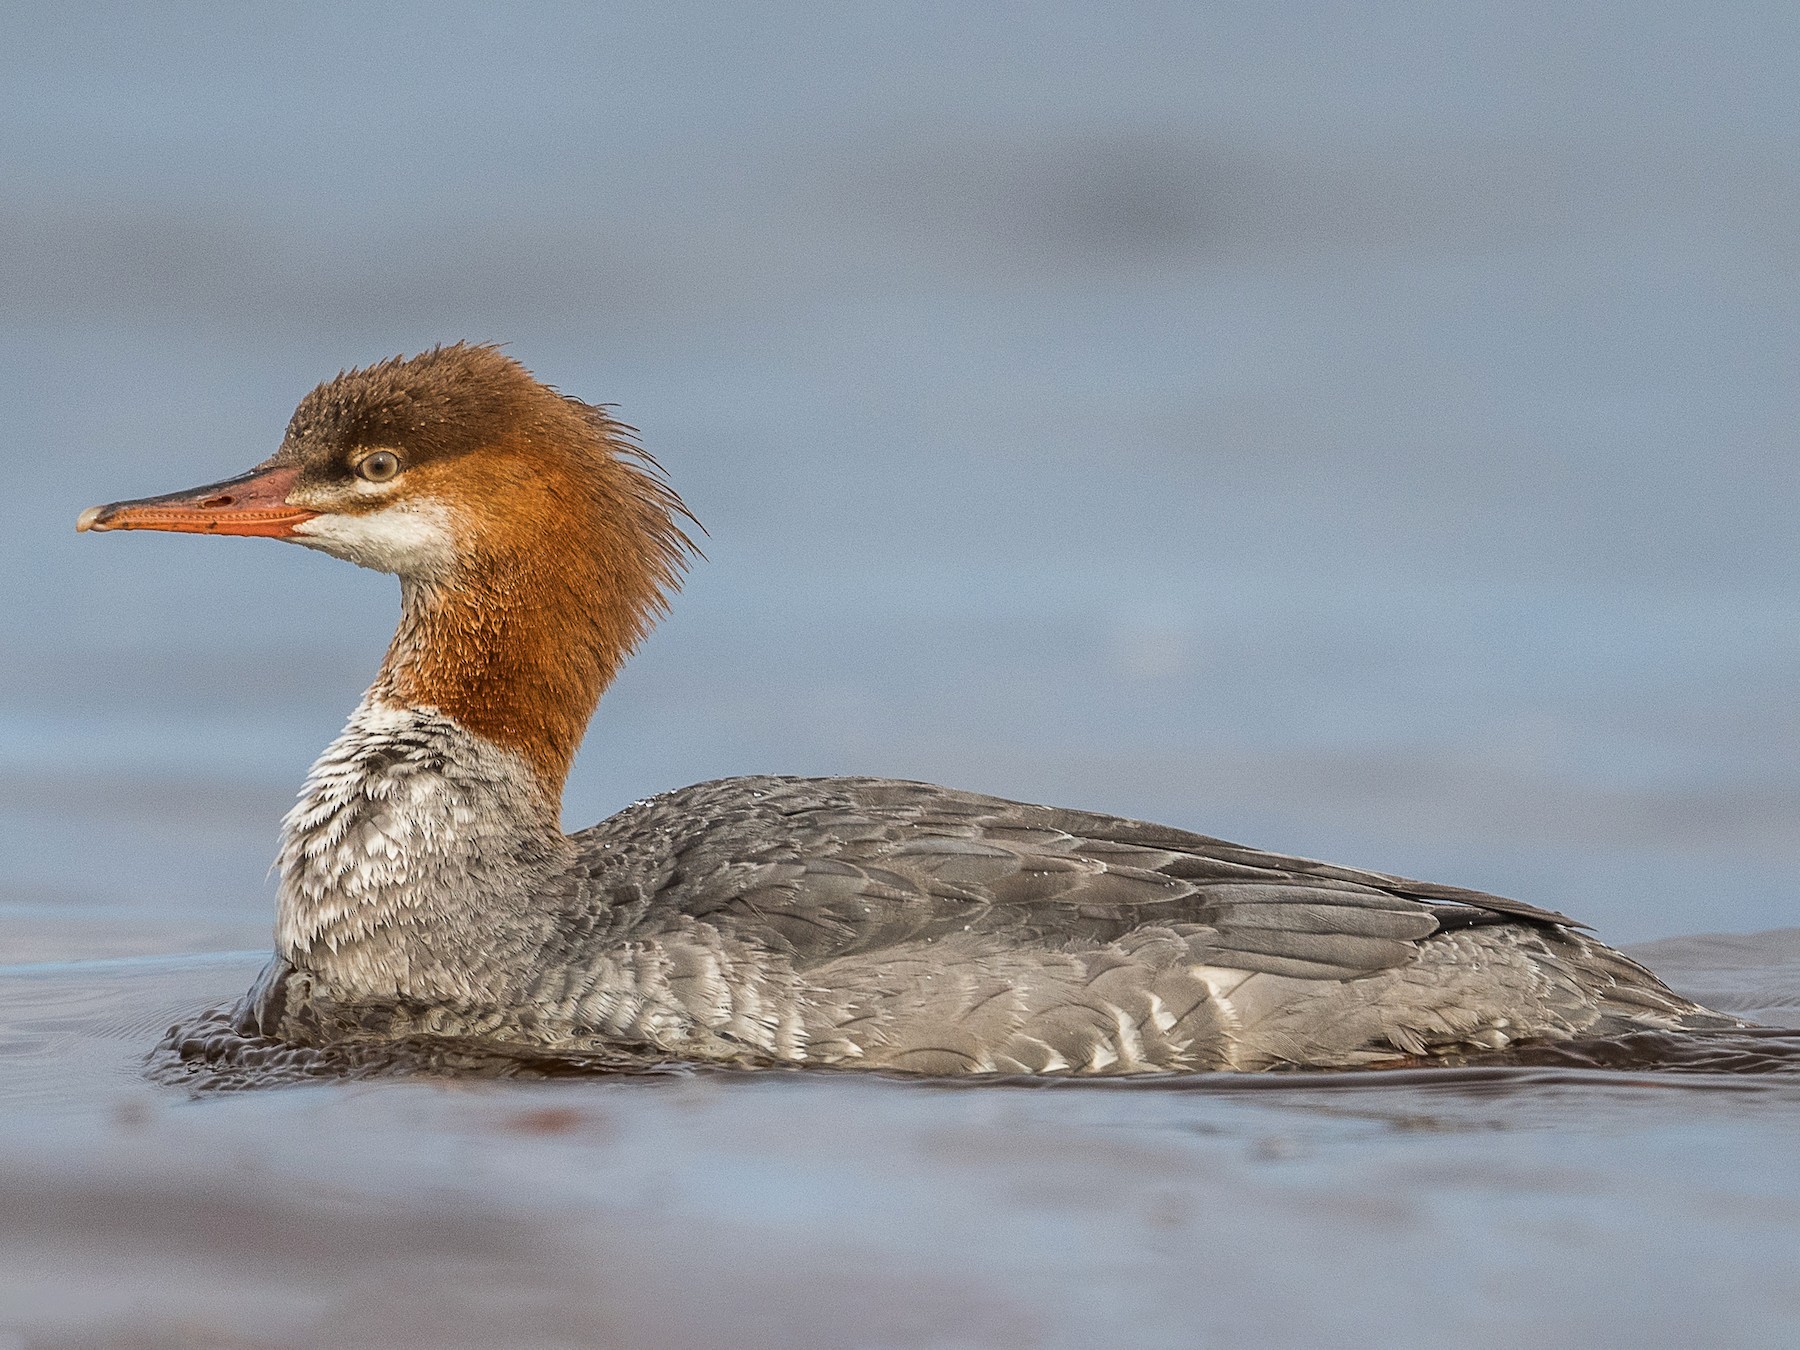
<box><xmin>2</xmin><ymin>936</ymin><xmax>1798</xmax><ymax>1348</ymax></box>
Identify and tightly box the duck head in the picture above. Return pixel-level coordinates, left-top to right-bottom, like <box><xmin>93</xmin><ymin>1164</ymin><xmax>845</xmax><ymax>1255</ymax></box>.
<box><xmin>80</xmin><ymin>343</ymin><xmax>698</xmax><ymax>801</ymax></box>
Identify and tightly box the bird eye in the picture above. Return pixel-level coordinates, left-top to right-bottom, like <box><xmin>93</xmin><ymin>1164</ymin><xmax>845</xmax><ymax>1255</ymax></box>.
<box><xmin>357</xmin><ymin>451</ymin><xmax>402</xmax><ymax>483</ymax></box>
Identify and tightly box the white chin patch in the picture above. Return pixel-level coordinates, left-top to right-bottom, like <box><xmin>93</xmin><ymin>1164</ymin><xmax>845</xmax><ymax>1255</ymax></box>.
<box><xmin>292</xmin><ymin>504</ymin><xmax>458</xmax><ymax>577</ymax></box>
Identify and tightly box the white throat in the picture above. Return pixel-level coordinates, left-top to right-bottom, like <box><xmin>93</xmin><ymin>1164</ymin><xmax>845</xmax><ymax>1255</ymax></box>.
<box><xmin>291</xmin><ymin>500</ymin><xmax>459</xmax><ymax>577</ymax></box>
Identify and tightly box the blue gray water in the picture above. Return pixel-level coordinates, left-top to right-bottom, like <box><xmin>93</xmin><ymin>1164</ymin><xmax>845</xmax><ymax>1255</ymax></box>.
<box><xmin>3</xmin><ymin>5</ymin><xmax>1799</xmax><ymax>1346</ymax></box>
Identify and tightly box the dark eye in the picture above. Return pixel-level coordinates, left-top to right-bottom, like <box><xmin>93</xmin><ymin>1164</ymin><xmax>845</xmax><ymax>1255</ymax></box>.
<box><xmin>357</xmin><ymin>451</ymin><xmax>402</xmax><ymax>483</ymax></box>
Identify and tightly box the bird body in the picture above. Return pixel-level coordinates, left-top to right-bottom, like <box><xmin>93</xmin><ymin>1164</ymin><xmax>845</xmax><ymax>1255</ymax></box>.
<box><xmin>80</xmin><ymin>345</ymin><xmax>1741</xmax><ymax>1076</ymax></box>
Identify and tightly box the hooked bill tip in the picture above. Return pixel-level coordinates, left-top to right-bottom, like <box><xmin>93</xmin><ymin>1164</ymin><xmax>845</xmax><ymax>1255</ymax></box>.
<box><xmin>76</xmin><ymin>504</ymin><xmax>109</xmax><ymax>533</ymax></box>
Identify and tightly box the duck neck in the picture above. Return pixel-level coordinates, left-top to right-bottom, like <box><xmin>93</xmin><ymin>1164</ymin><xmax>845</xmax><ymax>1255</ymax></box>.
<box><xmin>371</xmin><ymin>560</ymin><xmax>619</xmax><ymax>811</ymax></box>
<box><xmin>272</xmin><ymin>559</ymin><xmax>623</xmax><ymax>999</ymax></box>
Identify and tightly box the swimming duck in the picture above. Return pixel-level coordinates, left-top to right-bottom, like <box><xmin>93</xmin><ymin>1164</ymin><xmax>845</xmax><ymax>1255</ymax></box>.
<box><xmin>78</xmin><ymin>344</ymin><xmax>1738</xmax><ymax>1074</ymax></box>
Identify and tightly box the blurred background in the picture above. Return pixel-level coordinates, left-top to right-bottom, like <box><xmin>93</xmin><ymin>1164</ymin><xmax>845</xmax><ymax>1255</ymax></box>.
<box><xmin>4</xmin><ymin>2</ymin><xmax>1797</xmax><ymax>958</ymax></box>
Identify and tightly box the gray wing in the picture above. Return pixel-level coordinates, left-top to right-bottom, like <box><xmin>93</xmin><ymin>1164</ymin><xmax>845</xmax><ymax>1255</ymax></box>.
<box><xmin>572</xmin><ymin>775</ymin><xmax>1575</xmax><ymax>984</ymax></box>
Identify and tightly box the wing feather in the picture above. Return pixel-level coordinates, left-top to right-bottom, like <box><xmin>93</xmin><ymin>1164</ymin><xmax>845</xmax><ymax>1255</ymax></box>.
<box><xmin>573</xmin><ymin>775</ymin><xmax>1576</xmax><ymax>984</ymax></box>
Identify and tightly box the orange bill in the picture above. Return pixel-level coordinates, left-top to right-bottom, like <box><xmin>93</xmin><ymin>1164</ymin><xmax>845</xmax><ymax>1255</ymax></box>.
<box><xmin>77</xmin><ymin>464</ymin><xmax>316</xmax><ymax>538</ymax></box>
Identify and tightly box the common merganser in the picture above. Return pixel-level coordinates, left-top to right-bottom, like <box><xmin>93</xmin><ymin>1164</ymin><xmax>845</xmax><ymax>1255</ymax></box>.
<box><xmin>78</xmin><ymin>344</ymin><xmax>1742</xmax><ymax>1075</ymax></box>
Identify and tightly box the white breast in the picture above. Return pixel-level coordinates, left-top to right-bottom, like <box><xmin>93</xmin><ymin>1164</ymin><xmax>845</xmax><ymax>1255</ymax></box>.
<box><xmin>275</xmin><ymin>700</ymin><xmax>558</xmax><ymax>1000</ymax></box>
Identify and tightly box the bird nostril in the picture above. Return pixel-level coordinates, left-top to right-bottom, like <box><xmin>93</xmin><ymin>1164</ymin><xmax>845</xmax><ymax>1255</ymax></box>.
<box><xmin>199</xmin><ymin>494</ymin><xmax>234</xmax><ymax>508</ymax></box>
